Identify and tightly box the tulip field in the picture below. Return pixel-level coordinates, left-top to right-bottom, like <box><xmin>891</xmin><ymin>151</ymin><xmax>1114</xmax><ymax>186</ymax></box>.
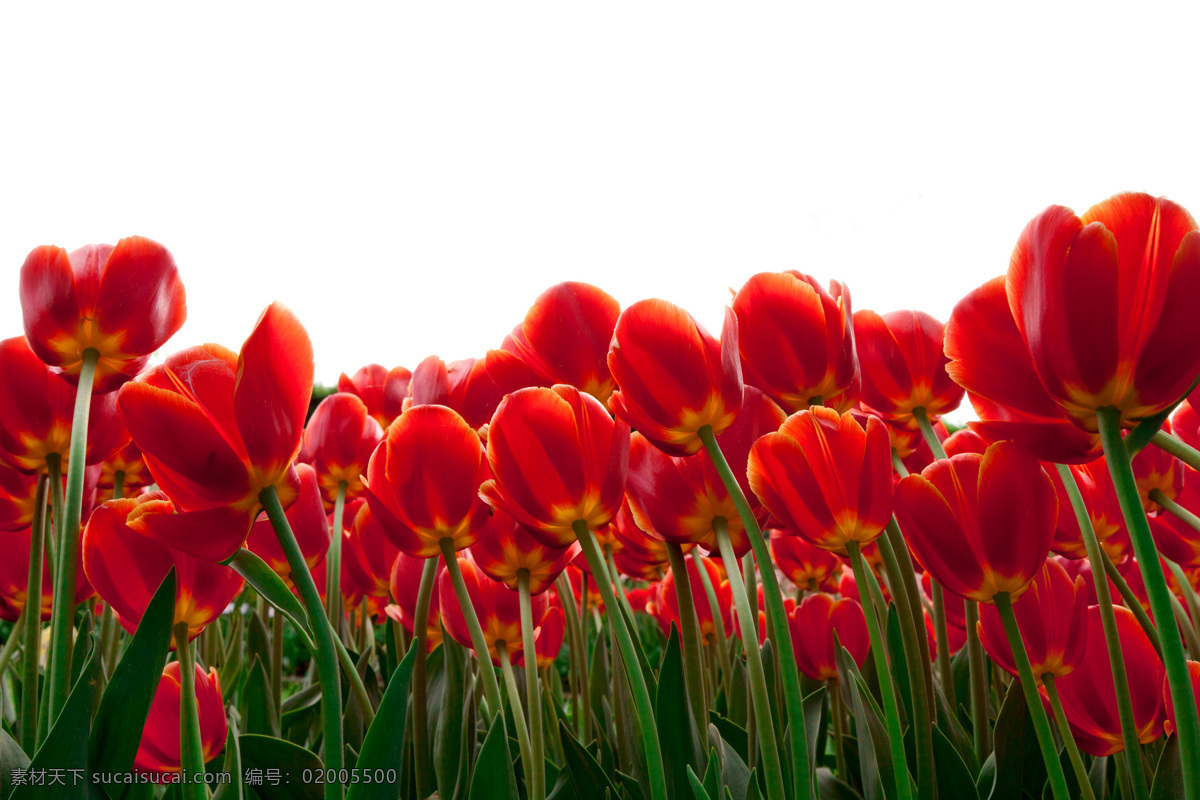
<box><xmin>5</xmin><ymin>191</ymin><xmax>1200</xmax><ymax>800</ymax></box>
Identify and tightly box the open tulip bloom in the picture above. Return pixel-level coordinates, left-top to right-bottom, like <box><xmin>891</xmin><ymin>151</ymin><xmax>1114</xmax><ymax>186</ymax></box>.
<box><xmin>12</xmin><ymin>196</ymin><xmax>1200</xmax><ymax>800</ymax></box>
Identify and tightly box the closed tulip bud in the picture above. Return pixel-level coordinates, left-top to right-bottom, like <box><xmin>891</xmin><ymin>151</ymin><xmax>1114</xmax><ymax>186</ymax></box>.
<box><xmin>608</xmin><ymin>299</ymin><xmax>743</xmax><ymax>456</ymax></box>
<box><xmin>853</xmin><ymin>309</ymin><xmax>963</xmax><ymax>427</ymax></box>
<box><xmin>470</xmin><ymin>509</ymin><xmax>579</xmax><ymax>595</ymax></box>
<box><xmin>134</xmin><ymin>662</ymin><xmax>226</xmax><ymax>775</ymax></box>
<box><xmin>338</xmin><ymin>364</ymin><xmax>412</xmax><ymax>430</ymax></box>
<box><xmin>788</xmin><ymin>593</ymin><xmax>869</xmax><ymax>682</ymax></box>
<box><xmin>301</xmin><ymin>393</ymin><xmax>384</xmax><ymax>508</ymax></box>
<box><xmin>770</xmin><ymin>530</ymin><xmax>842</xmax><ymax>593</ymax></box>
<box><xmin>749</xmin><ymin>406</ymin><xmax>892</xmax><ymax>555</ymax></box>
<box><xmin>437</xmin><ymin>554</ymin><xmax>548</xmax><ymax>665</ymax></box>
<box><xmin>20</xmin><ymin>237</ymin><xmax>186</xmax><ymax>394</ymax></box>
<box><xmin>388</xmin><ymin>552</ymin><xmax>444</xmax><ymax>652</ymax></box>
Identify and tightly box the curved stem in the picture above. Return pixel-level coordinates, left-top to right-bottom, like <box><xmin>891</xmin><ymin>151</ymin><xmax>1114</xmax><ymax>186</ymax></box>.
<box><xmin>518</xmin><ymin>571</ymin><xmax>546</xmax><ymax>800</ymax></box>
<box><xmin>994</xmin><ymin>592</ymin><xmax>1073</xmax><ymax>800</ymax></box>
<box><xmin>849</xmin><ymin>540</ymin><xmax>914</xmax><ymax>800</ymax></box>
<box><xmin>1099</xmin><ymin>407</ymin><xmax>1199</xmax><ymax>800</ymax></box>
<box><xmin>1152</xmin><ymin>429</ymin><xmax>1200</xmax><ymax>472</ymax></box>
<box><xmin>1168</xmin><ymin>559</ymin><xmax>1200</xmax><ymax>658</ymax></box>
<box><xmin>326</xmin><ymin>481</ymin><xmax>348</xmax><ymax>634</ymax></box>
<box><xmin>333</xmin><ymin>634</ymin><xmax>375</xmax><ymax>726</ymax></box>
<box><xmin>174</xmin><ymin>622</ymin><xmax>209</xmax><ymax>799</ymax></box>
<box><xmin>913</xmin><ymin>406</ymin><xmax>947</xmax><ymax>460</ymax></box>
<box><xmin>439</xmin><ymin>538</ymin><xmax>505</xmax><ymax>725</ymax></box>
<box><xmin>1098</xmin><ymin>547</ymin><xmax>1163</xmax><ymax>659</ymax></box>
<box><xmin>261</xmin><ymin>485</ymin><xmax>344</xmax><ymax>800</ymax></box>
<box><xmin>497</xmin><ymin>643</ymin><xmax>534</xmax><ymax>793</ymax></box>
<box><xmin>1043</xmin><ymin>673</ymin><xmax>1098</xmax><ymax>800</ymax></box>
<box><xmin>714</xmin><ymin>518</ymin><xmax>786</xmax><ymax>800</ymax></box>
<box><xmin>699</xmin><ymin>426</ymin><xmax>813</xmax><ymax>800</ymax></box>
<box><xmin>572</xmin><ymin>519</ymin><xmax>668</xmax><ymax>800</ymax></box>
<box><xmin>665</xmin><ymin>542</ymin><xmax>709</xmax><ymax>729</ymax></box>
<box><xmin>410</xmin><ymin>556</ymin><xmax>438</xmax><ymax>798</ymax></box>
<box><xmin>21</xmin><ymin>473</ymin><xmax>48</xmax><ymax>752</ymax></box>
<box><xmin>964</xmin><ymin>600</ymin><xmax>991</xmax><ymax>762</ymax></box>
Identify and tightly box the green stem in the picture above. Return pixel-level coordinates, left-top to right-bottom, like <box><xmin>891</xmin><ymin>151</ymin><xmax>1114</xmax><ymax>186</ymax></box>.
<box><xmin>556</xmin><ymin>572</ymin><xmax>588</xmax><ymax>739</ymax></box>
<box><xmin>931</xmin><ymin>581</ymin><xmax>956</xmax><ymax>710</ymax></box>
<box><xmin>1152</xmin><ymin>429</ymin><xmax>1200</xmax><ymax>472</ymax></box>
<box><xmin>743</xmin><ymin>551</ymin><xmax>761</xmax><ymax>644</ymax></box>
<box><xmin>884</xmin><ymin>516</ymin><xmax>936</xmax><ymax>717</ymax></box>
<box><xmin>541</xmin><ymin>665</ymin><xmax>564</xmax><ymax>763</ymax></box>
<box><xmin>849</xmin><ymin>540</ymin><xmax>914</xmax><ymax>800</ymax></box>
<box><xmin>1043</xmin><ymin>673</ymin><xmax>1098</xmax><ymax>800</ymax></box>
<box><xmin>21</xmin><ymin>473</ymin><xmax>48</xmax><ymax>752</ymax></box>
<box><xmin>112</xmin><ymin>469</ymin><xmax>125</xmax><ymax>501</ymax></box>
<box><xmin>271</xmin><ymin>610</ymin><xmax>283</xmax><ymax>715</ymax></box>
<box><xmin>994</xmin><ymin>592</ymin><xmax>1071</xmax><ymax>800</ymax></box>
<box><xmin>829</xmin><ymin>679</ymin><xmax>849</xmax><ymax>781</ymax></box>
<box><xmin>333</xmin><ymin>633</ymin><xmax>375</xmax><ymax>726</ymax></box>
<box><xmin>1099</xmin><ymin>407</ymin><xmax>1199</xmax><ymax>800</ymax></box>
<box><xmin>497</xmin><ymin>643</ymin><xmax>534</xmax><ymax>793</ymax></box>
<box><xmin>1168</xmin><ymin>559</ymin><xmax>1200</xmax><ymax>658</ymax></box>
<box><xmin>665</xmin><ymin>542</ymin><xmax>710</xmax><ymax>729</ymax></box>
<box><xmin>0</xmin><ymin>606</ymin><xmax>25</xmax><ymax>683</ymax></box>
<box><xmin>261</xmin><ymin>486</ymin><xmax>344</xmax><ymax>800</ymax></box>
<box><xmin>1098</xmin><ymin>548</ymin><xmax>1164</xmax><ymax>660</ymax></box>
<box><xmin>410</xmin><ymin>557</ymin><xmax>437</xmax><ymax>799</ymax></box>
<box><xmin>175</xmin><ymin>622</ymin><xmax>210</xmax><ymax>799</ymax></box>
<box><xmin>518</xmin><ymin>571</ymin><xmax>546</xmax><ymax>800</ymax></box>
<box><xmin>572</xmin><ymin>519</ymin><xmax>668</xmax><ymax>800</ymax></box>
<box><xmin>691</xmin><ymin>548</ymin><xmax>732</xmax><ymax>698</ymax></box>
<box><xmin>1055</xmin><ymin>462</ymin><xmax>1151</xmax><ymax>800</ymax></box>
<box><xmin>699</xmin><ymin>426</ymin><xmax>814</xmax><ymax>800</ymax></box>
<box><xmin>439</xmin><ymin>538</ymin><xmax>505</xmax><ymax>725</ymax></box>
<box><xmin>964</xmin><ymin>600</ymin><xmax>991</xmax><ymax>763</ymax></box>
<box><xmin>1115</xmin><ymin>750</ymin><xmax>1135</xmax><ymax>800</ymax></box>
<box><xmin>326</xmin><ymin>481</ymin><xmax>347</xmax><ymax>634</ymax></box>
<box><xmin>714</xmin><ymin>518</ymin><xmax>786</xmax><ymax>800</ymax></box>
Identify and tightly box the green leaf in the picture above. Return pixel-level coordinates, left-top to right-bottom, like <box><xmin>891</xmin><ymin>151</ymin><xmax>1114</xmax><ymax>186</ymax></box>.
<box><xmin>744</xmin><ymin>768</ymin><xmax>761</xmax><ymax>800</ymax></box>
<box><xmin>432</xmin><ymin>638</ymin><xmax>468</xmax><ymax>800</ymax></box>
<box><xmin>70</xmin><ymin>610</ymin><xmax>94</xmax><ymax>689</ymax></box>
<box><xmin>89</xmin><ymin>570</ymin><xmax>176</xmax><ymax>795</ymax></box>
<box><xmin>706</xmin><ymin>723</ymin><xmax>751</xmax><ymax>800</ymax></box>
<box><xmin>228</xmin><ymin>549</ymin><xmax>313</xmax><ymax>643</ymax></box>
<box><xmin>346</xmin><ymin>645</ymin><xmax>415</xmax><ymax>800</ymax></box>
<box><xmin>238</xmin><ymin>735</ymin><xmax>321</xmax><ymax>800</ymax></box>
<box><xmin>12</xmin><ymin>640</ymin><xmax>97</xmax><ymax>800</ymax></box>
<box><xmin>932</xmin><ymin>679</ymin><xmax>977</xmax><ymax>776</ymax></box>
<box><xmin>885</xmin><ymin>606</ymin><xmax>912</xmax><ymax>725</ymax></box>
<box><xmin>211</xmin><ymin>713</ymin><xmax>244</xmax><ymax>800</ymax></box>
<box><xmin>803</xmin><ymin>686</ymin><xmax>828</xmax><ymax>777</ymax></box>
<box><xmin>687</xmin><ymin>765</ymin><xmax>713</xmax><ymax>800</ymax></box>
<box><xmin>656</xmin><ymin>629</ymin><xmax>703</xmax><ymax>800</ymax></box>
<box><xmin>989</xmin><ymin>678</ymin><xmax>1030</xmax><ymax>800</ymax></box>
<box><xmin>837</xmin><ymin>646</ymin><xmax>885</xmax><ymax>800</ymax></box>
<box><xmin>1</xmin><ymin>730</ymin><xmax>29</xmax><ymax>800</ymax></box>
<box><xmin>931</xmin><ymin>725</ymin><xmax>979</xmax><ymax>800</ymax></box>
<box><xmin>467</xmin><ymin>715</ymin><xmax>519</xmax><ymax>800</ymax></box>
<box><xmin>1150</xmin><ymin>734</ymin><xmax>1183</xmax><ymax>800</ymax></box>
<box><xmin>242</xmin><ymin>656</ymin><xmax>280</xmax><ymax>738</ymax></box>
<box><xmin>815</xmin><ymin>767</ymin><xmax>864</xmax><ymax>800</ymax></box>
<box><xmin>707</xmin><ymin>714</ymin><xmax>749</xmax><ymax>766</ymax></box>
<box><xmin>557</xmin><ymin>720</ymin><xmax>618</xmax><ymax>800</ymax></box>
<box><xmin>1087</xmin><ymin>755</ymin><xmax>1109</xmax><ymax>800</ymax></box>
<box><xmin>702</xmin><ymin>747</ymin><xmax>722</xmax><ymax>800</ymax></box>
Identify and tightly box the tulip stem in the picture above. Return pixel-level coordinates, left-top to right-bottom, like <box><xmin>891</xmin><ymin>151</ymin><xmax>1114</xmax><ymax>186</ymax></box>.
<box><xmin>21</xmin><ymin>473</ymin><xmax>48</xmax><ymax>752</ymax></box>
<box><xmin>497</xmin><ymin>643</ymin><xmax>535</xmax><ymax>794</ymax></box>
<box><xmin>1152</xmin><ymin>429</ymin><xmax>1200</xmax><ymax>472</ymax></box>
<box><xmin>572</xmin><ymin>519</ymin><xmax>668</xmax><ymax>800</ymax></box>
<box><xmin>439</xmin><ymin>539</ymin><xmax>505</xmax><ymax>726</ymax></box>
<box><xmin>518</xmin><ymin>570</ymin><xmax>546</xmax><ymax>800</ymax></box>
<box><xmin>1042</xmin><ymin>673</ymin><xmax>1098</xmax><ymax>800</ymax></box>
<box><xmin>848</xmin><ymin>540</ymin><xmax>915</xmax><ymax>800</ymax></box>
<box><xmin>829</xmin><ymin>679</ymin><xmax>849</xmax><ymax>780</ymax></box>
<box><xmin>1167</xmin><ymin>559</ymin><xmax>1200</xmax><ymax>657</ymax></box>
<box><xmin>964</xmin><ymin>600</ymin><xmax>991</xmax><ymax>762</ymax></box>
<box><xmin>1097</xmin><ymin>548</ymin><xmax>1163</xmax><ymax>659</ymax></box>
<box><xmin>665</xmin><ymin>542</ymin><xmax>710</xmax><ymax>730</ymax></box>
<box><xmin>994</xmin><ymin>592</ymin><xmax>1072</xmax><ymax>800</ymax></box>
<box><xmin>112</xmin><ymin>470</ymin><xmax>125</xmax><ymax>501</ymax></box>
<box><xmin>333</xmin><ymin>633</ymin><xmax>376</xmax><ymax>726</ymax></box>
<box><xmin>555</xmin><ymin>572</ymin><xmax>589</xmax><ymax>739</ymax></box>
<box><xmin>714</xmin><ymin>518</ymin><xmax>786</xmax><ymax>800</ymax></box>
<box><xmin>691</xmin><ymin>549</ymin><xmax>732</xmax><ymax>697</ymax></box>
<box><xmin>1099</xmin><ymin>406</ymin><xmax>1200</xmax><ymax>800</ymax></box>
<box><xmin>174</xmin><ymin>622</ymin><xmax>210</xmax><ymax>799</ymax></box>
<box><xmin>699</xmin><ymin>425</ymin><xmax>814</xmax><ymax>800</ymax></box>
<box><xmin>883</xmin><ymin>514</ymin><xmax>936</xmax><ymax>714</ymax></box>
<box><xmin>410</xmin><ymin>557</ymin><xmax>438</xmax><ymax>798</ymax></box>
<box><xmin>325</xmin><ymin>481</ymin><xmax>348</xmax><ymax>637</ymax></box>
<box><xmin>0</xmin><ymin>605</ymin><xmax>26</xmax><ymax>680</ymax></box>
<box><xmin>271</xmin><ymin>610</ymin><xmax>283</xmax><ymax>715</ymax></box>
<box><xmin>260</xmin><ymin>485</ymin><xmax>344</xmax><ymax>800</ymax></box>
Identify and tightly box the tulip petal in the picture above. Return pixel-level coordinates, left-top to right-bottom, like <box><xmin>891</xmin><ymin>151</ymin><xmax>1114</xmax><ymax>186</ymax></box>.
<box><xmin>93</xmin><ymin>236</ymin><xmax>187</xmax><ymax>356</ymax></box>
<box><xmin>132</xmin><ymin>504</ymin><xmax>257</xmax><ymax>564</ymax></box>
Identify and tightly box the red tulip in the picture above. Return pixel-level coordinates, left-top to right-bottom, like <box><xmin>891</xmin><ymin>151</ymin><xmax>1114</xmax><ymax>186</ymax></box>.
<box><xmin>977</xmin><ymin>559</ymin><xmax>1088</xmax><ymax>683</ymax></box>
<box><xmin>1171</xmin><ymin>394</ymin><xmax>1200</xmax><ymax>451</ymax></box>
<box><xmin>608</xmin><ymin>498</ymin><xmax>672</xmax><ymax>575</ymax></box>
<box><xmin>0</xmin><ymin>526</ymin><xmax>92</xmax><ymax>622</ymax></box>
<box><xmin>343</xmin><ymin>501</ymin><xmax>400</xmax><ymax>599</ymax></box>
<box><xmin>658</xmin><ymin>555</ymin><xmax>732</xmax><ymax>644</ymax></box>
<box><xmin>0</xmin><ymin>463</ymin><xmax>41</xmax><ymax>531</ymax></box>
<box><xmin>300</xmin><ymin>392</ymin><xmax>384</xmax><ymax>508</ymax></box>
<box><xmin>134</xmin><ymin>662</ymin><xmax>226</xmax><ymax>774</ymax></box>
<box><xmin>1165</xmin><ymin>661</ymin><xmax>1200</xmax><ymax>736</ymax></box>
<box><xmin>1053</xmin><ymin>605</ymin><xmax>1165</xmax><ymax>756</ymax></box>
<box><xmin>20</xmin><ymin>237</ymin><xmax>186</xmax><ymax>394</ymax></box>
<box><xmin>895</xmin><ymin>441</ymin><xmax>1057</xmax><ymax>602</ymax></box>
<box><xmin>500</xmin><ymin>282</ymin><xmax>621</xmax><ymax>405</ymax></box>
<box><xmin>244</xmin><ymin>464</ymin><xmax>331</xmax><ymax>587</ymax></box>
<box><xmin>83</xmin><ymin>493</ymin><xmax>244</xmax><ymax>644</ymax></box>
<box><xmin>437</xmin><ymin>554</ymin><xmax>548</xmax><ymax>665</ymax></box>
<box><xmin>748</xmin><ymin>406</ymin><xmax>892</xmax><ymax>555</ymax></box>
<box><xmin>480</xmin><ymin>385</ymin><xmax>628</xmax><ymax>548</ymax></box>
<box><xmin>853</xmin><ymin>309</ymin><xmax>963</xmax><ymax>427</ymax></box>
<box><xmin>408</xmin><ymin>355</ymin><xmax>518</xmax><ymax>430</ymax></box>
<box><xmin>1052</xmin><ymin>458</ymin><xmax>1131</xmax><ymax>564</ymax></box>
<box><xmin>561</xmin><ymin>563</ymin><xmax>604</xmax><ymax>613</ymax></box>
<box><xmin>732</xmin><ymin>271</ymin><xmax>859</xmax><ymax>414</ymax></box>
<box><xmin>116</xmin><ymin>303</ymin><xmax>313</xmax><ymax>562</ymax></box>
<box><xmin>388</xmin><ymin>552</ymin><xmax>444</xmax><ymax>652</ymax></box>
<box><xmin>1131</xmin><ymin>420</ymin><xmax>1184</xmax><ymax>513</ymax></box>
<box><xmin>608</xmin><ymin>299</ymin><xmax>743</xmax><ymax>456</ymax></box>
<box><xmin>920</xmin><ymin>571</ymin><xmax>966</xmax><ymax>630</ymax></box>
<box><xmin>788</xmin><ymin>593</ymin><xmax>869</xmax><ymax>682</ymax></box>
<box><xmin>1151</xmin><ymin>473</ymin><xmax>1200</xmax><ymax>567</ymax></box>
<box><xmin>469</xmin><ymin>509</ymin><xmax>580</xmax><ymax>595</ymax></box>
<box><xmin>770</xmin><ymin>530</ymin><xmax>842</xmax><ymax>593</ymax></box>
<box><xmin>338</xmin><ymin>364</ymin><xmax>412</xmax><ymax>429</ymax></box>
<box><xmin>363</xmin><ymin>404</ymin><xmax>491</xmax><ymax>558</ymax></box>
<box><xmin>527</xmin><ymin>603</ymin><xmax>566</xmax><ymax>669</ymax></box>
<box><xmin>97</xmin><ymin>438</ymin><xmax>152</xmax><ymax>503</ymax></box>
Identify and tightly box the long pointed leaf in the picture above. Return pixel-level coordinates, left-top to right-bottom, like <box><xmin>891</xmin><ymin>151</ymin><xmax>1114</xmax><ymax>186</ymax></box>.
<box><xmin>346</xmin><ymin>645</ymin><xmax>416</xmax><ymax>800</ymax></box>
<box><xmin>228</xmin><ymin>549</ymin><xmax>313</xmax><ymax>643</ymax></box>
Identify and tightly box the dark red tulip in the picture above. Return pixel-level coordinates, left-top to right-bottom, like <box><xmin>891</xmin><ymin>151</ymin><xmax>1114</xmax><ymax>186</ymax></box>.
<box><xmin>480</xmin><ymin>385</ymin><xmax>628</xmax><ymax>548</ymax></box>
<box><xmin>364</xmin><ymin>404</ymin><xmax>491</xmax><ymax>558</ymax></box>
<box><xmin>20</xmin><ymin>237</ymin><xmax>186</xmax><ymax>394</ymax></box>
<box><xmin>978</xmin><ymin>559</ymin><xmax>1088</xmax><ymax>682</ymax></box>
<box><xmin>526</xmin><ymin>603</ymin><xmax>566</xmax><ymax>669</ymax></box>
<box><xmin>1131</xmin><ymin>420</ymin><xmax>1184</xmax><ymax>513</ymax></box>
<box><xmin>388</xmin><ymin>552</ymin><xmax>444</xmax><ymax>652</ymax></box>
<box><xmin>116</xmin><ymin>303</ymin><xmax>313</xmax><ymax>562</ymax></box>
<box><xmin>749</xmin><ymin>406</ymin><xmax>892</xmax><ymax>555</ymax></box>
<box><xmin>0</xmin><ymin>463</ymin><xmax>41</xmax><ymax>531</ymax></box>
<box><xmin>657</xmin><ymin>555</ymin><xmax>732</xmax><ymax>644</ymax></box>
<box><xmin>608</xmin><ymin>498</ymin><xmax>672</xmax><ymax>575</ymax></box>
<box><xmin>1165</xmin><ymin>661</ymin><xmax>1200</xmax><ymax>736</ymax></box>
<box><xmin>896</xmin><ymin>441</ymin><xmax>1057</xmax><ymax>602</ymax></box>
<box><xmin>300</xmin><ymin>392</ymin><xmax>384</xmax><ymax>508</ymax></box>
<box><xmin>437</xmin><ymin>554</ymin><xmax>548</xmax><ymax>665</ymax></box>
<box><xmin>732</xmin><ymin>271</ymin><xmax>859</xmax><ymax>414</ymax></box>
<box><xmin>770</xmin><ymin>530</ymin><xmax>842</xmax><ymax>593</ymax></box>
<box><xmin>408</xmin><ymin>355</ymin><xmax>517</xmax><ymax>430</ymax></box>
<box><xmin>1053</xmin><ymin>605</ymin><xmax>1165</xmax><ymax>756</ymax></box>
<box><xmin>469</xmin><ymin>509</ymin><xmax>579</xmax><ymax>595</ymax></box>
<box><xmin>920</xmin><ymin>571</ymin><xmax>966</xmax><ymax>630</ymax></box>
<box><xmin>97</xmin><ymin>438</ymin><xmax>152</xmax><ymax>503</ymax></box>
<box><xmin>343</xmin><ymin>500</ymin><xmax>400</xmax><ymax>599</ymax></box>
<box><xmin>1051</xmin><ymin>458</ymin><xmax>1131</xmax><ymax>564</ymax></box>
<box><xmin>608</xmin><ymin>299</ymin><xmax>743</xmax><ymax>456</ymax></box>
<box><xmin>1151</xmin><ymin>472</ymin><xmax>1200</xmax><ymax>567</ymax></box>
<box><xmin>788</xmin><ymin>593</ymin><xmax>869</xmax><ymax>682</ymax></box>
<box><xmin>853</xmin><ymin>309</ymin><xmax>963</xmax><ymax>427</ymax></box>
<box><xmin>134</xmin><ymin>662</ymin><xmax>226</xmax><ymax>774</ymax></box>
<box><xmin>83</xmin><ymin>493</ymin><xmax>244</xmax><ymax>644</ymax></box>
<box><xmin>338</xmin><ymin>364</ymin><xmax>412</xmax><ymax>429</ymax></box>
<box><xmin>244</xmin><ymin>464</ymin><xmax>331</xmax><ymax>587</ymax></box>
<box><xmin>0</xmin><ymin>526</ymin><xmax>91</xmax><ymax>622</ymax></box>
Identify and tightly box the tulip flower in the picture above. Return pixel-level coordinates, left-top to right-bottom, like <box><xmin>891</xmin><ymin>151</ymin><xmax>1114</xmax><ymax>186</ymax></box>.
<box><xmin>1165</xmin><ymin>662</ymin><xmax>1200</xmax><ymax>736</ymax></box>
<box><xmin>749</xmin><ymin>406</ymin><xmax>892</xmax><ymax>556</ymax></box>
<box><xmin>731</xmin><ymin>271</ymin><xmax>859</xmax><ymax>413</ymax></box>
<box><xmin>437</xmin><ymin>554</ymin><xmax>548</xmax><ymax>667</ymax></box>
<box><xmin>0</xmin><ymin>526</ymin><xmax>92</xmax><ymax>622</ymax></box>
<box><xmin>98</xmin><ymin>438</ymin><xmax>151</xmax><ymax>502</ymax></box>
<box><xmin>388</xmin><ymin>551</ymin><xmax>444</xmax><ymax>652</ymax></box>
<box><xmin>657</xmin><ymin>555</ymin><xmax>733</xmax><ymax>645</ymax></box>
<box><xmin>977</xmin><ymin>559</ymin><xmax>1088</xmax><ymax>682</ymax></box>
<box><xmin>408</xmin><ymin>354</ymin><xmax>526</xmax><ymax>430</ymax></box>
<box><xmin>1151</xmin><ymin>474</ymin><xmax>1200</xmax><ymax>567</ymax></box>
<box><xmin>300</xmin><ymin>393</ymin><xmax>384</xmax><ymax>508</ymax></box>
<box><xmin>83</xmin><ymin>493</ymin><xmax>244</xmax><ymax>644</ymax></box>
<box><xmin>525</xmin><ymin>603</ymin><xmax>566</xmax><ymax>669</ymax></box>
<box><xmin>338</xmin><ymin>364</ymin><xmax>412</xmax><ymax>429</ymax></box>
<box><xmin>470</xmin><ymin>509</ymin><xmax>580</xmax><ymax>595</ymax></box>
<box><xmin>500</xmin><ymin>281</ymin><xmax>621</xmax><ymax>405</ymax></box>
<box><xmin>0</xmin><ymin>464</ymin><xmax>41</xmax><ymax>531</ymax></box>
<box><xmin>608</xmin><ymin>499</ymin><xmax>671</xmax><ymax>575</ymax></box>
<box><xmin>1131</xmin><ymin>420</ymin><xmax>1185</xmax><ymax>513</ymax></box>
<box><xmin>116</xmin><ymin>302</ymin><xmax>313</xmax><ymax>563</ymax></box>
<box><xmin>343</xmin><ymin>501</ymin><xmax>400</xmax><ymax>600</ymax></box>
<box><xmin>134</xmin><ymin>662</ymin><xmax>226</xmax><ymax>775</ymax></box>
<box><xmin>1051</xmin><ymin>458</ymin><xmax>1130</xmax><ymax>564</ymax></box>
<box><xmin>1053</xmin><ymin>605</ymin><xmax>1165</xmax><ymax>756</ymax></box>
<box><xmin>608</xmin><ymin>299</ymin><xmax>743</xmax><ymax>456</ymax></box>
<box><xmin>770</xmin><ymin>529</ymin><xmax>842</xmax><ymax>593</ymax></box>
<box><xmin>788</xmin><ymin>593</ymin><xmax>869</xmax><ymax>682</ymax></box>
<box><xmin>853</xmin><ymin>309</ymin><xmax>963</xmax><ymax>428</ymax></box>
<box><xmin>1172</xmin><ymin>394</ymin><xmax>1200</xmax><ymax>452</ymax></box>
<box><xmin>243</xmin><ymin>464</ymin><xmax>331</xmax><ymax>587</ymax></box>
<box><xmin>20</xmin><ymin>237</ymin><xmax>186</xmax><ymax>394</ymax></box>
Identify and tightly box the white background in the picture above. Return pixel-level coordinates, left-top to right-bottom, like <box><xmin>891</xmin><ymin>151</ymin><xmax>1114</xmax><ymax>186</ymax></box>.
<box><xmin>2</xmin><ymin>3</ymin><xmax>1198</xmax><ymax>425</ymax></box>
